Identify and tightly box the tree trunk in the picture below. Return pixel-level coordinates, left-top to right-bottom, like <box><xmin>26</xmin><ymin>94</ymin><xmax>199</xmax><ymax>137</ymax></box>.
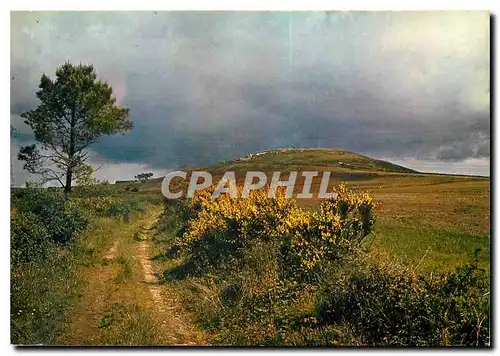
<box><xmin>65</xmin><ymin>107</ymin><xmax>76</xmax><ymax>194</ymax></box>
<box><xmin>64</xmin><ymin>168</ymin><xmax>73</xmax><ymax>193</ymax></box>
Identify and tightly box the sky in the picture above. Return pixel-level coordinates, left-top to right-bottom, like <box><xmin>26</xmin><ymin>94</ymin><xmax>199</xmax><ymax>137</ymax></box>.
<box><xmin>10</xmin><ymin>11</ymin><xmax>490</xmax><ymax>185</ymax></box>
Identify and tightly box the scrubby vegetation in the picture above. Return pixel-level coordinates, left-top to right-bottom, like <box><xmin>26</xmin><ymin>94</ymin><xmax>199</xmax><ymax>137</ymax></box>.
<box><xmin>155</xmin><ymin>183</ymin><xmax>490</xmax><ymax>347</ymax></box>
<box><xmin>10</xmin><ymin>186</ymin><xmax>146</xmax><ymax>345</ymax></box>
<box><xmin>10</xmin><ymin>148</ymin><xmax>490</xmax><ymax>347</ymax></box>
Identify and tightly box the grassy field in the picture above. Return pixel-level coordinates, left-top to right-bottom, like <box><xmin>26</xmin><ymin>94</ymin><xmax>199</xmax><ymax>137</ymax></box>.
<box><xmin>123</xmin><ymin>148</ymin><xmax>490</xmax><ymax>273</ymax></box>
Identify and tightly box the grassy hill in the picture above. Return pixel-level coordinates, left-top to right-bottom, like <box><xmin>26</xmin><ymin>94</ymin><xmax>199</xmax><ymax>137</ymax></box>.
<box><xmin>207</xmin><ymin>148</ymin><xmax>418</xmax><ymax>175</ymax></box>
<box><xmin>114</xmin><ymin>148</ymin><xmax>490</xmax><ymax>272</ymax></box>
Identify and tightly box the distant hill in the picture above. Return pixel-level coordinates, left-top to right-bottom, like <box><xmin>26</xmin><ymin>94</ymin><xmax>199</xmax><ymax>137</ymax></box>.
<box><xmin>115</xmin><ymin>148</ymin><xmax>419</xmax><ymax>186</ymax></box>
<box><xmin>200</xmin><ymin>148</ymin><xmax>418</xmax><ymax>179</ymax></box>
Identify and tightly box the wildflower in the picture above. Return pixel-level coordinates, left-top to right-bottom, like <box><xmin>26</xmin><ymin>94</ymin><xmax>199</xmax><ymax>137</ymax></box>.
<box><xmin>180</xmin><ymin>182</ymin><xmax>374</xmax><ymax>270</ymax></box>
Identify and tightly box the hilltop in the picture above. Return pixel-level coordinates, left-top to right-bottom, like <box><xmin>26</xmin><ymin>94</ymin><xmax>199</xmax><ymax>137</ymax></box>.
<box><xmin>203</xmin><ymin>148</ymin><xmax>418</xmax><ymax>176</ymax></box>
<box><xmin>123</xmin><ymin>148</ymin><xmax>420</xmax><ymax>188</ymax></box>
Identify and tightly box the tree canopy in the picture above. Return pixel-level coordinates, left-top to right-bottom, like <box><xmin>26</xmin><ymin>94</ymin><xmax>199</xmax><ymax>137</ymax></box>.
<box><xmin>135</xmin><ymin>172</ymin><xmax>154</xmax><ymax>183</ymax></box>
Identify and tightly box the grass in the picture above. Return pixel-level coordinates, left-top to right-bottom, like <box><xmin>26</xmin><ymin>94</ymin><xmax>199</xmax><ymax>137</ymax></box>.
<box><xmin>96</xmin><ymin>298</ymin><xmax>164</xmax><ymax>346</ymax></box>
<box><xmin>367</xmin><ymin>218</ymin><xmax>490</xmax><ymax>273</ymax></box>
<box><xmin>114</xmin><ymin>255</ymin><xmax>134</xmax><ymax>283</ymax></box>
<box><xmin>10</xmin><ymin>246</ymin><xmax>81</xmax><ymax>345</ymax></box>
<box><xmin>97</xmin><ymin>303</ymin><xmax>163</xmax><ymax>346</ymax></box>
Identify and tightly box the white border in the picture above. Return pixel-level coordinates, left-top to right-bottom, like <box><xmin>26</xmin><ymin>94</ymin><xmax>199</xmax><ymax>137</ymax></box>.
<box><xmin>2</xmin><ymin>1</ymin><xmax>496</xmax><ymax>355</ymax></box>
<box><xmin>3</xmin><ymin>1</ymin><xmax>497</xmax><ymax>11</ymax></box>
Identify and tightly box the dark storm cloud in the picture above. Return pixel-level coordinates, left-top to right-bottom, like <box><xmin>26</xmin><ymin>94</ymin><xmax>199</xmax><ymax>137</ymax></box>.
<box><xmin>11</xmin><ymin>11</ymin><xmax>490</xmax><ymax>178</ymax></box>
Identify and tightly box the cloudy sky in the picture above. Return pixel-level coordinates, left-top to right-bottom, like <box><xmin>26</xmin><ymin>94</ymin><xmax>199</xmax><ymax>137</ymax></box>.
<box><xmin>10</xmin><ymin>11</ymin><xmax>490</xmax><ymax>185</ymax></box>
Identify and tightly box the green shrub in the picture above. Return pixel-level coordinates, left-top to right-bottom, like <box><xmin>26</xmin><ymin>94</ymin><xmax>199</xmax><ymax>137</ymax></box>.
<box><xmin>104</xmin><ymin>198</ymin><xmax>143</xmax><ymax>220</ymax></box>
<box><xmin>12</xmin><ymin>188</ymin><xmax>88</xmax><ymax>245</ymax></box>
<box><xmin>75</xmin><ymin>180</ymin><xmax>113</xmax><ymax>197</ymax></box>
<box><xmin>316</xmin><ymin>260</ymin><xmax>490</xmax><ymax>346</ymax></box>
<box><xmin>124</xmin><ymin>184</ymin><xmax>140</xmax><ymax>193</ymax></box>
<box><xmin>11</xmin><ymin>211</ymin><xmax>53</xmax><ymax>264</ymax></box>
<box><xmin>156</xmin><ymin>199</ymin><xmax>194</xmax><ymax>241</ymax></box>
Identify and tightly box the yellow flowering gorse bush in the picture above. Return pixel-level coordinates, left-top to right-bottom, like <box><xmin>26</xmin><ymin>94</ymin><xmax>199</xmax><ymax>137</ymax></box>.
<box><xmin>183</xmin><ymin>185</ymin><xmax>295</xmax><ymax>246</ymax></box>
<box><xmin>280</xmin><ymin>183</ymin><xmax>375</xmax><ymax>269</ymax></box>
<box><xmin>179</xmin><ymin>182</ymin><xmax>375</xmax><ymax>271</ymax></box>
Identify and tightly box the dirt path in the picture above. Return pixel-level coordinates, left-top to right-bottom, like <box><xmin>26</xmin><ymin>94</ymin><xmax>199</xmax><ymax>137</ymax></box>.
<box><xmin>60</xmin><ymin>207</ymin><xmax>206</xmax><ymax>346</ymax></box>
<box><xmin>136</xmin><ymin>213</ymin><xmax>206</xmax><ymax>346</ymax></box>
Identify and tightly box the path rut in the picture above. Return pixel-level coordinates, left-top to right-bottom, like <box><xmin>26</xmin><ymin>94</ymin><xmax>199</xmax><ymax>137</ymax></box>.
<box><xmin>136</xmin><ymin>213</ymin><xmax>206</xmax><ymax>346</ymax></box>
